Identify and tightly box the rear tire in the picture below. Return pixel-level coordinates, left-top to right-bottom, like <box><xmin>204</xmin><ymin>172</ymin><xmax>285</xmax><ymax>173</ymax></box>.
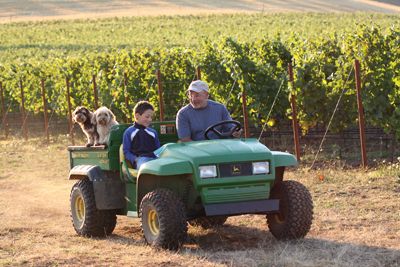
<box><xmin>140</xmin><ymin>188</ymin><xmax>187</xmax><ymax>250</ymax></box>
<box><xmin>189</xmin><ymin>216</ymin><xmax>228</xmax><ymax>229</ymax></box>
<box><xmin>70</xmin><ymin>178</ymin><xmax>117</xmax><ymax>237</ymax></box>
<box><xmin>267</xmin><ymin>180</ymin><xmax>313</xmax><ymax>240</ymax></box>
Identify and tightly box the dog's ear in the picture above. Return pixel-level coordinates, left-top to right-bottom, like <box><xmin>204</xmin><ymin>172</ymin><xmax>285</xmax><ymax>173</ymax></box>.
<box><xmin>72</xmin><ymin>107</ymin><xmax>80</xmax><ymax>123</ymax></box>
<box><xmin>108</xmin><ymin>109</ymin><xmax>116</xmax><ymax>122</ymax></box>
<box><xmin>72</xmin><ymin>106</ymin><xmax>79</xmax><ymax>117</ymax></box>
<box><xmin>87</xmin><ymin>110</ymin><xmax>93</xmax><ymax>121</ymax></box>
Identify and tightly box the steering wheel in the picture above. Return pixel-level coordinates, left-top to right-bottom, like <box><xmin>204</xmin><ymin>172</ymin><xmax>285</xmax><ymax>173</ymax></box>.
<box><xmin>204</xmin><ymin>120</ymin><xmax>242</xmax><ymax>140</ymax></box>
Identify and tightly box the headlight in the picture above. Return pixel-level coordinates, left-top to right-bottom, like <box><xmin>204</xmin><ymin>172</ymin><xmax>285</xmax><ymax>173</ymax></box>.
<box><xmin>252</xmin><ymin>161</ymin><xmax>269</xmax><ymax>175</ymax></box>
<box><xmin>199</xmin><ymin>165</ymin><xmax>217</xmax><ymax>178</ymax></box>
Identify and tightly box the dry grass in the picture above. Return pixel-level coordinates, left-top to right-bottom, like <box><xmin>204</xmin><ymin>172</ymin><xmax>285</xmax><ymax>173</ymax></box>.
<box><xmin>0</xmin><ymin>136</ymin><xmax>399</xmax><ymax>266</ymax></box>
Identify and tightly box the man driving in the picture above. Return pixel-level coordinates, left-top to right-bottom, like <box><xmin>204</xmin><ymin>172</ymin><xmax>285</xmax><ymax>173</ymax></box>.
<box><xmin>176</xmin><ymin>80</ymin><xmax>241</xmax><ymax>142</ymax></box>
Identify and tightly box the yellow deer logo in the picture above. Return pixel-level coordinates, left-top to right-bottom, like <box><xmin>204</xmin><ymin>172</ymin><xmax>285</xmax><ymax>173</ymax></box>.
<box><xmin>232</xmin><ymin>165</ymin><xmax>241</xmax><ymax>174</ymax></box>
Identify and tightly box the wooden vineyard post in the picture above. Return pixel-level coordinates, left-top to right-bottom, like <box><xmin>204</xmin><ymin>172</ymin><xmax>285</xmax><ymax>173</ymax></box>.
<box><xmin>196</xmin><ymin>66</ymin><xmax>201</xmax><ymax>80</ymax></box>
<box><xmin>156</xmin><ymin>70</ymin><xmax>165</xmax><ymax>121</ymax></box>
<box><xmin>124</xmin><ymin>72</ymin><xmax>130</xmax><ymax>123</ymax></box>
<box><xmin>354</xmin><ymin>59</ymin><xmax>368</xmax><ymax>168</ymax></box>
<box><xmin>241</xmin><ymin>84</ymin><xmax>249</xmax><ymax>138</ymax></box>
<box><xmin>0</xmin><ymin>82</ymin><xmax>9</xmax><ymax>139</ymax></box>
<box><xmin>20</xmin><ymin>79</ymin><xmax>28</xmax><ymax>140</ymax></box>
<box><xmin>288</xmin><ymin>63</ymin><xmax>301</xmax><ymax>161</ymax></box>
<box><xmin>41</xmin><ymin>79</ymin><xmax>50</xmax><ymax>143</ymax></box>
<box><xmin>66</xmin><ymin>78</ymin><xmax>75</xmax><ymax>145</ymax></box>
<box><xmin>92</xmin><ymin>74</ymin><xmax>99</xmax><ymax>110</ymax></box>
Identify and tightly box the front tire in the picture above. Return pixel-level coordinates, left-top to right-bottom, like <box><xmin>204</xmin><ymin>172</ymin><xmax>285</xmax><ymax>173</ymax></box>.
<box><xmin>140</xmin><ymin>188</ymin><xmax>187</xmax><ymax>250</ymax></box>
<box><xmin>267</xmin><ymin>180</ymin><xmax>313</xmax><ymax>240</ymax></box>
<box><xmin>70</xmin><ymin>178</ymin><xmax>117</xmax><ymax>237</ymax></box>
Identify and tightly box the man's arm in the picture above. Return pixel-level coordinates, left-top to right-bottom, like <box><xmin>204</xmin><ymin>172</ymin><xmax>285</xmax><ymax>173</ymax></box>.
<box><xmin>221</xmin><ymin>104</ymin><xmax>242</xmax><ymax>138</ymax></box>
<box><xmin>176</xmin><ymin>109</ymin><xmax>192</xmax><ymax>142</ymax></box>
<box><xmin>221</xmin><ymin>105</ymin><xmax>233</xmax><ymax>121</ymax></box>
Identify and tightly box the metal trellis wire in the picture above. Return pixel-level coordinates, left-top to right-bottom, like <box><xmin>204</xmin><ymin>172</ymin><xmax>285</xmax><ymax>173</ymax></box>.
<box><xmin>258</xmin><ymin>79</ymin><xmax>285</xmax><ymax>141</ymax></box>
<box><xmin>310</xmin><ymin>65</ymin><xmax>354</xmax><ymax>169</ymax></box>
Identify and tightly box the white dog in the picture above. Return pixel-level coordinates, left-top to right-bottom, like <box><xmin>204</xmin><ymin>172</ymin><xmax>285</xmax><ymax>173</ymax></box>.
<box><xmin>92</xmin><ymin>106</ymin><xmax>119</xmax><ymax>146</ymax></box>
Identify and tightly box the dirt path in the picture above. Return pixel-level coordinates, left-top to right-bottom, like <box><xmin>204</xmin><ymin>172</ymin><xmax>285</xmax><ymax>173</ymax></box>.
<box><xmin>0</xmin><ymin>0</ymin><xmax>399</xmax><ymax>23</ymax></box>
<box><xmin>0</xmin><ymin>138</ymin><xmax>399</xmax><ymax>266</ymax></box>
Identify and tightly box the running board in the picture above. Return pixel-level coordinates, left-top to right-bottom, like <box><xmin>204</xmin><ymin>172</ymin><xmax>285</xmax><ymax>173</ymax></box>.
<box><xmin>204</xmin><ymin>199</ymin><xmax>279</xmax><ymax>216</ymax></box>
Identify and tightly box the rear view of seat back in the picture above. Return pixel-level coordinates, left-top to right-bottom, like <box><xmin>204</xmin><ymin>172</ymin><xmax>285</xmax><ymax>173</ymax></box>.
<box><xmin>150</xmin><ymin>121</ymin><xmax>179</xmax><ymax>145</ymax></box>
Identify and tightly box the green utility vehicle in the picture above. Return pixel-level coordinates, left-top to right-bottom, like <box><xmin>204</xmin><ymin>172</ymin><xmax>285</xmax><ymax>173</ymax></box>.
<box><xmin>68</xmin><ymin>120</ymin><xmax>313</xmax><ymax>249</ymax></box>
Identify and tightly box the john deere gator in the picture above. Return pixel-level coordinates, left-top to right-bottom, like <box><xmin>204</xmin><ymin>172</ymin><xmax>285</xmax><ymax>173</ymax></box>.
<box><xmin>68</xmin><ymin>120</ymin><xmax>313</xmax><ymax>250</ymax></box>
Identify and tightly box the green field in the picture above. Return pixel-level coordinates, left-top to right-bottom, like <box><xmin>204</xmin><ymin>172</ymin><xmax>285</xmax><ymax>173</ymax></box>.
<box><xmin>1</xmin><ymin>13</ymin><xmax>399</xmax><ymax>61</ymax></box>
<box><xmin>0</xmin><ymin>13</ymin><xmax>399</xmax><ymax>138</ymax></box>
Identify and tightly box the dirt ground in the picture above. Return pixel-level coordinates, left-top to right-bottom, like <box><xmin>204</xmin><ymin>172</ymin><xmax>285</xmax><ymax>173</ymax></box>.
<box><xmin>0</xmin><ymin>0</ymin><xmax>399</xmax><ymax>23</ymax></box>
<box><xmin>0</xmin><ymin>136</ymin><xmax>399</xmax><ymax>266</ymax></box>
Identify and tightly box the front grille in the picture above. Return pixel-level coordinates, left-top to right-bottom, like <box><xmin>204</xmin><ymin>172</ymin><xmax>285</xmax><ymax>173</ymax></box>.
<box><xmin>202</xmin><ymin>183</ymin><xmax>270</xmax><ymax>204</ymax></box>
<box><xmin>219</xmin><ymin>162</ymin><xmax>252</xmax><ymax>177</ymax></box>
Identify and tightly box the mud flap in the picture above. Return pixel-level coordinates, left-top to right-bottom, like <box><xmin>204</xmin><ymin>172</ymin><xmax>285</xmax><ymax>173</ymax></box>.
<box><xmin>93</xmin><ymin>179</ymin><xmax>125</xmax><ymax>210</ymax></box>
<box><xmin>70</xmin><ymin>165</ymin><xmax>125</xmax><ymax>210</ymax></box>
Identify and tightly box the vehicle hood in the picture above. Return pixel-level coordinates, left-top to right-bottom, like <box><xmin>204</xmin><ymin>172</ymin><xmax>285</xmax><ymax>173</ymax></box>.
<box><xmin>157</xmin><ymin>138</ymin><xmax>272</xmax><ymax>165</ymax></box>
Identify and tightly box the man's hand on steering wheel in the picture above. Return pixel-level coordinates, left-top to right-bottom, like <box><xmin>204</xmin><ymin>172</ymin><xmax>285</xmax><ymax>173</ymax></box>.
<box><xmin>204</xmin><ymin>120</ymin><xmax>243</xmax><ymax>140</ymax></box>
<box><xmin>232</xmin><ymin>128</ymin><xmax>243</xmax><ymax>138</ymax></box>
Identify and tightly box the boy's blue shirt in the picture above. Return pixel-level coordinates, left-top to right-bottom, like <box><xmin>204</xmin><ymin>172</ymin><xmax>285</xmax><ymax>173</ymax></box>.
<box><xmin>122</xmin><ymin>122</ymin><xmax>161</xmax><ymax>166</ymax></box>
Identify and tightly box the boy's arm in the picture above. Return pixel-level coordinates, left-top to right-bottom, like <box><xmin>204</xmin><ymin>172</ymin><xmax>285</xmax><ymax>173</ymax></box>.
<box><xmin>123</xmin><ymin>128</ymin><xmax>137</xmax><ymax>166</ymax></box>
<box><xmin>154</xmin><ymin>130</ymin><xmax>161</xmax><ymax>149</ymax></box>
<box><xmin>149</xmin><ymin>128</ymin><xmax>161</xmax><ymax>158</ymax></box>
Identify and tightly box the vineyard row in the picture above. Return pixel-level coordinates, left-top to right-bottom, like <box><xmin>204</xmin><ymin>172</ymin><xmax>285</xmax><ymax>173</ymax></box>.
<box><xmin>0</xmin><ymin>25</ymin><xmax>399</xmax><ymax>138</ymax></box>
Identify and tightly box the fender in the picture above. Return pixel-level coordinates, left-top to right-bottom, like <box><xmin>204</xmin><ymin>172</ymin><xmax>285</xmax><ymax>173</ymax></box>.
<box><xmin>136</xmin><ymin>173</ymin><xmax>195</xmax><ymax>215</ymax></box>
<box><xmin>271</xmin><ymin>151</ymin><xmax>298</xmax><ymax>167</ymax></box>
<box><xmin>271</xmin><ymin>152</ymin><xmax>297</xmax><ymax>187</ymax></box>
<box><xmin>69</xmin><ymin>165</ymin><xmax>125</xmax><ymax>210</ymax></box>
<box><xmin>138</xmin><ymin>158</ymin><xmax>193</xmax><ymax>176</ymax></box>
<box><xmin>135</xmin><ymin>159</ymin><xmax>193</xmax><ymax>211</ymax></box>
<box><xmin>69</xmin><ymin>165</ymin><xmax>104</xmax><ymax>180</ymax></box>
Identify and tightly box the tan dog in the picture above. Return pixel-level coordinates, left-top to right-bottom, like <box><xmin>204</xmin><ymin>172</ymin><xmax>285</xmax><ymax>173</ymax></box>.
<box><xmin>92</xmin><ymin>106</ymin><xmax>119</xmax><ymax>146</ymax></box>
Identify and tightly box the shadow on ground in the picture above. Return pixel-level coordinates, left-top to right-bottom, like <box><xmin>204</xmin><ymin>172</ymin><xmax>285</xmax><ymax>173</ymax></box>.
<box><xmin>107</xmin><ymin>221</ymin><xmax>400</xmax><ymax>266</ymax></box>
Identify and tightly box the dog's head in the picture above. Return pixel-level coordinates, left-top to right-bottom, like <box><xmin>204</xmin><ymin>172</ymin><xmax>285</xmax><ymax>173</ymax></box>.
<box><xmin>72</xmin><ymin>106</ymin><xmax>92</xmax><ymax>124</ymax></box>
<box><xmin>93</xmin><ymin>106</ymin><xmax>116</xmax><ymax>126</ymax></box>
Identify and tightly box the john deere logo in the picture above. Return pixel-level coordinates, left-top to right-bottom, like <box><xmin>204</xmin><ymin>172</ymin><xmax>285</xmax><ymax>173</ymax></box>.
<box><xmin>232</xmin><ymin>165</ymin><xmax>241</xmax><ymax>175</ymax></box>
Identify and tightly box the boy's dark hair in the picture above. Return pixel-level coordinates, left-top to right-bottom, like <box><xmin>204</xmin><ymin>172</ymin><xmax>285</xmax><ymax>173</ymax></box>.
<box><xmin>134</xmin><ymin>101</ymin><xmax>154</xmax><ymax>115</ymax></box>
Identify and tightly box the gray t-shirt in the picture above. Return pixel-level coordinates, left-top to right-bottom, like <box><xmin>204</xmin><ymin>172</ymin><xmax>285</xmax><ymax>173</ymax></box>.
<box><xmin>176</xmin><ymin>100</ymin><xmax>232</xmax><ymax>141</ymax></box>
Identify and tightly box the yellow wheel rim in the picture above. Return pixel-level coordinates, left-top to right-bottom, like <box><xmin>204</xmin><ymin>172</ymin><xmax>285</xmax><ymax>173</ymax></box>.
<box><xmin>147</xmin><ymin>209</ymin><xmax>159</xmax><ymax>236</ymax></box>
<box><xmin>75</xmin><ymin>195</ymin><xmax>85</xmax><ymax>222</ymax></box>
